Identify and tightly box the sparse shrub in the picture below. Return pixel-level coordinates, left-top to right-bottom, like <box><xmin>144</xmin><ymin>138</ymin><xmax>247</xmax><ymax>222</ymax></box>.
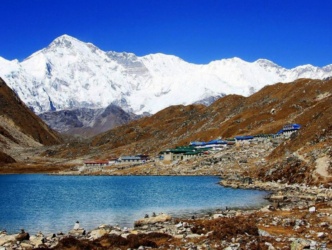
<box><xmin>53</xmin><ymin>236</ymin><xmax>96</xmax><ymax>250</ymax></box>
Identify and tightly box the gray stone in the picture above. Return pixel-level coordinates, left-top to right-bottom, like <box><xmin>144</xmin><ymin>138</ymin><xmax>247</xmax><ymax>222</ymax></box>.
<box><xmin>68</xmin><ymin>228</ymin><xmax>85</xmax><ymax>237</ymax></box>
<box><xmin>134</xmin><ymin>213</ymin><xmax>171</xmax><ymax>226</ymax></box>
<box><xmin>265</xmin><ymin>242</ymin><xmax>276</xmax><ymax>250</ymax></box>
<box><xmin>109</xmin><ymin>229</ymin><xmax>122</xmax><ymax>235</ymax></box>
<box><xmin>0</xmin><ymin>234</ymin><xmax>17</xmax><ymax>246</ymax></box>
<box><xmin>89</xmin><ymin>228</ymin><xmax>107</xmax><ymax>240</ymax></box>
<box><xmin>185</xmin><ymin>234</ymin><xmax>202</xmax><ymax>239</ymax></box>
<box><xmin>320</xmin><ymin>222</ymin><xmax>329</xmax><ymax>227</ymax></box>
<box><xmin>258</xmin><ymin>229</ymin><xmax>271</xmax><ymax>237</ymax></box>
<box><xmin>317</xmin><ymin>232</ymin><xmax>325</xmax><ymax>238</ymax></box>
<box><xmin>309</xmin><ymin>206</ymin><xmax>316</xmax><ymax>212</ymax></box>
<box><xmin>20</xmin><ymin>241</ymin><xmax>34</xmax><ymax>249</ymax></box>
<box><xmin>291</xmin><ymin>238</ymin><xmax>310</xmax><ymax>250</ymax></box>
<box><xmin>29</xmin><ymin>235</ymin><xmax>45</xmax><ymax>247</ymax></box>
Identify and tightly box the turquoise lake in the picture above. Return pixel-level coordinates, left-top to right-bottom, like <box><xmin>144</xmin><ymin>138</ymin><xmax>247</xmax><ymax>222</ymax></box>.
<box><xmin>0</xmin><ymin>175</ymin><xmax>269</xmax><ymax>234</ymax></box>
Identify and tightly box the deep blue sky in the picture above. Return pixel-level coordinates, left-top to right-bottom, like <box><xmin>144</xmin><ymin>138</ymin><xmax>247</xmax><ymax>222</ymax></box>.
<box><xmin>1</xmin><ymin>0</ymin><xmax>331</xmax><ymax>68</ymax></box>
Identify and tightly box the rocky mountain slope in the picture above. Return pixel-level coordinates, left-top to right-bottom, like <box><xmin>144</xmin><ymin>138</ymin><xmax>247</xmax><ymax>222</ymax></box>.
<box><xmin>0</xmin><ymin>35</ymin><xmax>331</xmax><ymax>116</ymax></box>
<box><xmin>0</xmin><ymin>78</ymin><xmax>62</xmax><ymax>164</ymax></box>
<box><xmin>70</xmin><ymin>77</ymin><xmax>330</xmax><ymax>186</ymax></box>
<box><xmin>50</xmin><ymin>78</ymin><xmax>331</xmax><ymax>165</ymax></box>
<box><xmin>39</xmin><ymin>104</ymin><xmax>140</xmax><ymax>137</ymax></box>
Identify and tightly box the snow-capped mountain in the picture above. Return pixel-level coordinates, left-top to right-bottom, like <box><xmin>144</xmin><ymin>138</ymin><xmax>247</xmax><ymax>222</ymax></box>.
<box><xmin>0</xmin><ymin>34</ymin><xmax>331</xmax><ymax>115</ymax></box>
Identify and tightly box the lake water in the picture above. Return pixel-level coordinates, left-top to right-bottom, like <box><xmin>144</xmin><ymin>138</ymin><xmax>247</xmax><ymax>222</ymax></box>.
<box><xmin>0</xmin><ymin>175</ymin><xmax>269</xmax><ymax>234</ymax></box>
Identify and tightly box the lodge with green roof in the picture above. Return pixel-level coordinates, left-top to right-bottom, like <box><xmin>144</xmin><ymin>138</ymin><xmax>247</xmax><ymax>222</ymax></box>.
<box><xmin>161</xmin><ymin>146</ymin><xmax>210</xmax><ymax>161</ymax></box>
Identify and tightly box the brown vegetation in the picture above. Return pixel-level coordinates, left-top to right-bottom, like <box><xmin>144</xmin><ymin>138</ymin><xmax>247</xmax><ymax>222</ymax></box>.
<box><xmin>43</xmin><ymin>232</ymin><xmax>173</xmax><ymax>250</ymax></box>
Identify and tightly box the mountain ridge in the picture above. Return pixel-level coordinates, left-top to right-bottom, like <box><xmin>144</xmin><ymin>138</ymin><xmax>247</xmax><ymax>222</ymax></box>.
<box><xmin>0</xmin><ymin>34</ymin><xmax>331</xmax><ymax>116</ymax></box>
<box><xmin>39</xmin><ymin>104</ymin><xmax>140</xmax><ymax>137</ymax></box>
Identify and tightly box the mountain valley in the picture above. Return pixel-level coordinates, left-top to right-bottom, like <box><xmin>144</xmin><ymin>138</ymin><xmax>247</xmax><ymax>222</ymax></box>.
<box><xmin>0</xmin><ymin>76</ymin><xmax>331</xmax><ymax>188</ymax></box>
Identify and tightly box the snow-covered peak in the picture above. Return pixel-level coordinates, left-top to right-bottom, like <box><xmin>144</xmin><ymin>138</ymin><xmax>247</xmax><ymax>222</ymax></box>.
<box><xmin>208</xmin><ymin>57</ymin><xmax>245</xmax><ymax>66</ymax></box>
<box><xmin>0</xmin><ymin>34</ymin><xmax>331</xmax><ymax>115</ymax></box>
<box><xmin>0</xmin><ymin>57</ymin><xmax>20</xmax><ymax>72</ymax></box>
<box><xmin>323</xmin><ymin>64</ymin><xmax>332</xmax><ymax>71</ymax></box>
<box><xmin>142</xmin><ymin>53</ymin><xmax>186</xmax><ymax>63</ymax></box>
<box><xmin>48</xmin><ymin>34</ymin><xmax>83</xmax><ymax>48</ymax></box>
<box><xmin>254</xmin><ymin>59</ymin><xmax>281</xmax><ymax>68</ymax></box>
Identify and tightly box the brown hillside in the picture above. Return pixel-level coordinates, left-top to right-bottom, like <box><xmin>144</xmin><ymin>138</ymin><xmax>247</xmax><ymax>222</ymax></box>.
<box><xmin>0</xmin><ymin>78</ymin><xmax>63</xmax><ymax>162</ymax></box>
<box><xmin>52</xmin><ymin>78</ymin><xmax>331</xmax><ymax>163</ymax></box>
<box><xmin>0</xmin><ymin>151</ymin><xmax>16</xmax><ymax>164</ymax></box>
<box><xmin>0</xmin><ymin>78</ymin><xmax>62</xmax><ymax>146</ymax></box>
<box><xmin>1</xmin><ymin>77</ymin><xmax>330</xmax><ymax>180</ymax></box>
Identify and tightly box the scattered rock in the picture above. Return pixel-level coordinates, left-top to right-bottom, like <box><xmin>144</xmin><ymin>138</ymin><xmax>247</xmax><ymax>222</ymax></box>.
<box><xmin>68</xmin><ymin>228</ymin><xmax>85</xmax><ymax>237</ymax></box>
<box><xmin>89</xmin><ymin>227</ymin><xmax>108</xmax><ymax>239</ymax></box>
<box><xmin>15</xmin><ymin>229</ymin><xmax>29</xmax><ymax>242</ymax></box>
<box><xmin>134</xmin><ymin>213</ymin><xmax>171</xmax><ymax>226</ymax></box>
<box><xmin>290</xmin><ymin>238</ymin><xmax>310</xmax><ymax>250</ymax></box>
<box><xmin>309</xmin><ymin>206</ymin><xmax>316</xmax><ymax>213</ymax></box>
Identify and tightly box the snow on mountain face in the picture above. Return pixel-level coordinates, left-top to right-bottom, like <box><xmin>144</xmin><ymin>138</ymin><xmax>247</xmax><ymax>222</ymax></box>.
<box><xmin>0</xmin><ymin>34</ymin><xmax>331</xmax><ymax>115</ymax></box>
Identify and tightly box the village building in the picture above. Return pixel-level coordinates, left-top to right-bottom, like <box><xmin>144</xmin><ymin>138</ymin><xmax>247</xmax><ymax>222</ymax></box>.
<box><xmin>118</xmin><ymin>155</ymin><xmax>149</xmax><ymax>164</ymax></box>
<box><xmin>82</xmin><ymin>160</ymin><xmax>111</xmax><ymax>172</ymax></box>
<box><xmin>161</xmin><ymin>146</ymin><xmax>207</xmax><ymax>161</ymax></box>
<box><xmin>234</xmin><ymin>135</ymin><xmax>254</xmax><ymax>146</ymax></box>
<box><xmin>277</xmin><ymin>124</ymin><xmax>301</xmax><ymax>137</ymax></box>
<box><xmin>84</xmin><ymin>160</ymin><xmax>110</xmax><ymax>168</ymax></box>
<box><xmin>108</xmin><ymin>158</ymin><xmax>118</xmax><ymax>165</ymax></box>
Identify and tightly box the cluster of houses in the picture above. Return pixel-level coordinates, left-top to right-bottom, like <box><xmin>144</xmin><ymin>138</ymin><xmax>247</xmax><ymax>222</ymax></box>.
<box><xmin>82</xmin><ymin>124</ymin><xmax>301</xmax><ymax>169</ymax></box>
<box><xmin>161</xmin><ymin>123</ymin><xmax>301</xmax><ymax>162</ymax></box>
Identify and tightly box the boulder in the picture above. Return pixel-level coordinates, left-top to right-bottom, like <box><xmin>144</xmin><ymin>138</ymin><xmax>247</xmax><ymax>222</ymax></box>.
<box><xmin>258</xmin><ymin>229</ymin><xmax>271</xmax><ymax>237</ymax></box>
<box><xmin>317</xmin><ymin>232</ymin><xmax>325</xmax><ymax>238</ymax></box>
<box><xmin>29</xmin><ymin>235</ymin><xmax>45</xmax><ymax>247</ymax></box>
<box><xmin>89</xmin><ymin>228</ymin><xmax>107</xmax><ymax>240</ymax></box>
<box><xmin>290</xmin><ymin>238</ymin><xmax>310</xmax><ymax>250</ymax></box>
<box><xmin>265</xmin><ymin>242</ymin><xmax>276</xmax><ymax>250</ymax></box>
<box><xmin>68</xmin><ymin>228</ymin><xmax>85</xmax><ymax>237</ymax></box>
<box><xmin>224</xmin><ymin>243</ymin><xmax>240</xmax><ymax>250</ymax></box>
<box><xmin>109</xmin><ymin>229</ymin><xmax>122</xmax><ymax>235</ymax></box>
<box><xmin>213</xmin><ymin>213</ymin><xmax>224</xmax><ymax>219</ymax></box>
<box><xmin>270</xmin><ymin>194</ymin><xmax>285</xmax><ymax>201</ymax></box>
<box><xmin>20</xmin><ymin>241</ymin><xmax>34</xmax><ymax>249</ymax></box>
<box><xmin>0</xmin><ymin>234</ymin><xmax>17</xmax><ymax>246</ymax></box>
<box><xmin>15</xmin><ymin>230</ymin><xmax>30</xmax><ymax>242</ymax></box>
<box><xmin>260</xmin><ymin>205</ymin><xmax>273</xmax><ymax>212</ymax></box>
<box><xmin>134</xmin><ymin>213</ymin><xmax>171</xmax><ymax>226</ymax></box>
<box><xmin>185</xmin><ymin>233</ymin><xmax>202</xmax><ymax>238</ymax></box>
<box><xmin>308</xmin><ymin>206</ymin><xmax>316</xmax><ymax>213</ymax></box>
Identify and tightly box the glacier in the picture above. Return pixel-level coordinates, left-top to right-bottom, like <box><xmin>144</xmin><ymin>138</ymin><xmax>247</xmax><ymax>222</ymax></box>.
<box><xmin>0</xmin><ymin>34</ymin><xmax>331</xmax><ymax>115</ymax></box>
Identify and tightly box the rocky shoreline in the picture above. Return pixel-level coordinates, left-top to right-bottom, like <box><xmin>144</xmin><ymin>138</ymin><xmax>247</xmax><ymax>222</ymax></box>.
<box><xmin>1</xmin><ymin>178</ymin><xmax>331</xmax><ymax>250</ymax></box>
<box><xmin>221</xmin><ymin>179</ymin><xmax>332</xmax><ymax>204</ymax></box>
